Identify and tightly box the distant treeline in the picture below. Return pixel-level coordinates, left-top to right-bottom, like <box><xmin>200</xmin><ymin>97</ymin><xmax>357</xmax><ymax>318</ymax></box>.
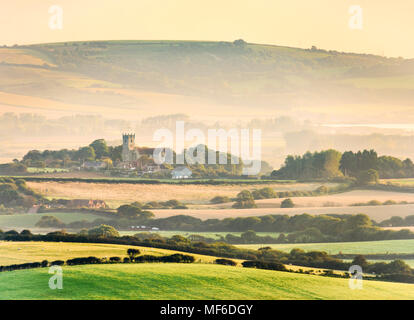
<box><xmin>32</xmin><ymin>212</ymin><xmax>414</xmax><ymax>244</ymax></box>
<box><xmin>272</xmin><ymin>149</ymin><xmax>414</xmax><ymax>181</ymax></box>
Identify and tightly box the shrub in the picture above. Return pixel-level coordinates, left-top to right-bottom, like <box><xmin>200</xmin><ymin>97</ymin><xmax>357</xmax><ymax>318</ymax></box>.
<box><xmin>210</xmin><ymin>196</ymin><xmax>231</xmax><ymax>204</ymax></box>
<box><xmin>281</xmin><ymin>198</ymin><xmax>295</xmax><ymax>208</ymax></box>
<box><xmin>66</xmin><ymin>256</ymin><xmax>102</xmax><ymax>266</ymax></box>
<box><xmin>242</xmin><ymin>260</ymin><xmax>287</xmax><ymax>272</ymax></box>
<box><xmin>215</xmin><ymin>258</ymin><xmax>237</xmax><ymax>266</ymax></box>
<box><xmin>109</xmin><ymin>257</ymin><xmax>121</xmax><ymax>263</ymax></box>
<box><xmin>51</xmin><ymin>260</ymin><xmax>64</xmax><ymax>266</ymax></box>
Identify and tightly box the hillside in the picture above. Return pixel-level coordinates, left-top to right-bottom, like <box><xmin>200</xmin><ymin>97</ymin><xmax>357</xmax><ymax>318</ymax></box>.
<box><xmin>1</xmin><ymin>263</ymin><xmax>414</xmax><ymax>300</ymax></box>
<box><xmin>1</xmin><ymin>40</ymin><xmax>414</xmax><ymax>119</ymax></box>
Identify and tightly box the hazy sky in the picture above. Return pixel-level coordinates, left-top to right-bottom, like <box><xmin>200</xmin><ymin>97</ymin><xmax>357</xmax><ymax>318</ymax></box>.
<box><xmin>1</xmin><ymin>0</ymin><xmax>414</xmax><ymax>58</ymax></box>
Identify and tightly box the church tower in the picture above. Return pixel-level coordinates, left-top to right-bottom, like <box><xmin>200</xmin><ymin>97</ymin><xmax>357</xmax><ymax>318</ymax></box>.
<box><xmin>122</xmin><ymin>133</ymin><xmax>135</xmax><ymax>162</ymax></box>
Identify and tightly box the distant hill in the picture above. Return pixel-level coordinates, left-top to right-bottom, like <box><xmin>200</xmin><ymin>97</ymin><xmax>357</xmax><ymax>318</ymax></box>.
<box><xmin>1</xmin><ymin>40</ymin><xmax>414</xmax><ymax>115</ymax></box>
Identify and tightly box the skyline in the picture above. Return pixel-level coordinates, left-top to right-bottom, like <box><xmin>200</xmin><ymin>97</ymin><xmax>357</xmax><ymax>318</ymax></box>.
<box><xmin>1</xmin><ymin>1</ymin><xmax>414</xmax><ymax>58</ymax></box>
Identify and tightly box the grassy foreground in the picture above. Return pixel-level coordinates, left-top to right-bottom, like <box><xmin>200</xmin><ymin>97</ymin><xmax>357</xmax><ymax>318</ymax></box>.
<box><xmin>1</xmin><ymin>263</ymin><xmax>414</xmax><ymax>300</ymax></box>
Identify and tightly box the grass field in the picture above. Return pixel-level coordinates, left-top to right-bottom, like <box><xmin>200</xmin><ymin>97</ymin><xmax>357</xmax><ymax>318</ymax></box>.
<box><xmin>381</xmin><ymin>179</ymin><xmax>414</xmax><ymax>186</ymax></box>
<box><xmin>0</xmin><ymin>212</ymin><xmax>108</xmax><ymax>229</ymax></box>
<box><xmin>26</xmin><ymin>181</ymin><xmax>326</xmax><ymax>207</ymax></box>
<box><xmin>151</xmin><ymin>203</ymin><xmax>414</xmax><ymax>221</ymax></box>
<box><xmin>1</xmin><ymin>263</ymin><xmax>413</xmax><ymax>300</ymax></box>
<box><xmin>236</xmin><ymin>239</ymin><xmax>414</xmax><ymax>255</ymax></box>
<box><xmin>205</xmin><ymin>189</ymin><xmax>414</xmax><ymax>209</ymax></box>
<box><xmin>0</xmin><ymin>241</ymin><xmax>225</xmax><ymax>266</ymax></box>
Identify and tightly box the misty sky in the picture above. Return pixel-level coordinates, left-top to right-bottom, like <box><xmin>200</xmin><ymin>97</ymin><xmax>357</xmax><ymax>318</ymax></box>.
<box><xmin>1</xmin><ymin>0</ymin><xmax>414</xmax><ymax>58</ymax></box>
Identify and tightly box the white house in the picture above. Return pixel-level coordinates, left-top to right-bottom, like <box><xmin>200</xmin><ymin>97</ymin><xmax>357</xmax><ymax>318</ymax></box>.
<box><xmin>171</xmin><ymin>167</ymin><xmax>192</xmax><ymax>179</ymax></box>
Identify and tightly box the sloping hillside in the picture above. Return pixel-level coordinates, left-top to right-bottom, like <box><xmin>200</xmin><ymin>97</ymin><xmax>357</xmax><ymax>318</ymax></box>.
<box><xmin>1</xmin><ymin>263</ymin><xmax>414</xmax><ymax>300</ymax></box>
<box><xmin>1</xmin><ymin>40</ymin><xmax>414</xmax><ymax>116</ymax></box>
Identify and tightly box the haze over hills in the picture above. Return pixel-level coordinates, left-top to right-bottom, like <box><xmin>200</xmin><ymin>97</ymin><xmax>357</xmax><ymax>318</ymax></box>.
<box><xmin>0</xmin><ymin>40</ymin><xmax>414</xmax><ymax>165</ymax></box>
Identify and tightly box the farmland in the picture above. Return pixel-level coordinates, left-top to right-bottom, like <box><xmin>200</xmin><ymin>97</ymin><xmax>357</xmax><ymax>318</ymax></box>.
<box><xmin>0</xmin><ymin>241</ymin><xmax>224</xmax><ymax>266</ymax></box>
<box><xmin>0</xmin><ymin>212</ymin><xmax>109</xmax><ymax>230</ymax></box>
<box><xmin>237</xmin><ymin>239</ymin><xmax>414</xmax><ymax>255</ymax></box>
<box><xmin>151</xmin><ymin>203</ymin><xmax>414</xmax><ymax>221</ymax></box>
<box><xmin>1</xmin><ymin>263</ymin><xmax>414</xmax><ymax>300</ymax></box>
<box><xmin>25</xmin><ymin>181</ymin><xmax>326</xmax><ymax>207</ymax></box>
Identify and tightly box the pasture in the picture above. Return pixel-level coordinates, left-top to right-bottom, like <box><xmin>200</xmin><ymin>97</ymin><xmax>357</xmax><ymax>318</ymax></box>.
<box><xmin>151</xmin><ymin>203</ymin><xmax>414</xmax><ymax>222</ymax></box>
<box><xmin>26</xmin><ymin>181</ymin><xmax>327</xmax><ymax>207</ymax></box>
<box><xmin>0</xmin><ymin>212</ymin><xmax>108</xmax><ymax>230</ymax></box>
<box><xmin>236</xmin><ymin>239</ymin><xmax>414</xmax><ymax>255</ymax></box>
<box><xmin>381</xmin><ymin>179</ymin><xmax>414</xmax><ymax>186</ymax></box>
<box><xmin>1</xmin><ymin>263</ymin><xmax>414</xmax><ymax>300</ymax></box>
<box><xmin>0</xmin><ymin>241</ymin><xmax>224</xmax><ymax>266</ymax></box>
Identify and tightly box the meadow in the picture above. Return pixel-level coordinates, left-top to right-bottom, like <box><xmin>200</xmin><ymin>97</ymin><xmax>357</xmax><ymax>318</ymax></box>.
<box><xmin>1</xmin><ymin>263</ymin><xmax>414</xmax><ymax>300</ymax></box>
<box><xmin>207</xmin><ymin>189</ymin><xmax>414</xmax><ymax>209</ymax></box>
<box><xmin>151</xmin><ymin>203</ymin><xmax>414</xmax><ymax>222</ymax></box>
<box><xmin>236</xmin><ymin>239</ymin><xmax>414</xmax><ymax>255</ymax></box>
<box><xmin>25</xmin><ymin>181</ymin><xmax>325</xmax><ymax>207</ymax></box>
<box><xmin>0</xmin><ymin>212</ymin><xmax>108</xmax><ymax>230</ymax></box>
<box><xmin>381</xmin><ymin>179</ymin><xmax>414</xmax><ymax>186</ymax></box>
<box><xmin>0</xmin><ymin>241</ymin><xmax>224</xmax><ymax>265</ymax></box>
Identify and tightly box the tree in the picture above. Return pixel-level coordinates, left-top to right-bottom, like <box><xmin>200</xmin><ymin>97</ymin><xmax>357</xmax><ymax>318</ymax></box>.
<box><xmin>117</xmin><ymin>204</ymin><xmax>154</xmax><ymax>219</ymax></box>
<box><xmin>77</xmin><ymin>146</ymin><xmax>96</xmax><ymax>162</ymax></box>
<box><xmin>232</xmin><ymin>190</ymin><xmax>256</xmax><ymax>209</ymax></box>
<box><xmin>127</xmin><ymin>248</ymin><xmax>141</xmax><ymax>260</ymax></box>
<box><xmin>357</xmin><ymin>169</ymin><xmax>379</xmax><ymax>185</ymax></box>
<box><xmin>281</xmin><ymin>198</ymin><xmax>295</xmax><ymax>208</ymax></box>
<box><xmin>89</xmin><ymin>139</ymin><xmax>109</xmax><ymax>159</ymax></box>
<box><xmin>35</xmin><ymin>216</ymin><xmax>65</xmax><ymax>228</ymax></box>
<box><xmin>351</xmin><ymin>255</ymin><xmax>369</xmax><ymax>269</ymax></box>
<box><xmin>88</xmin><ymin>224</ymin><xmax>119</xmax><ymax>238</ymax></box>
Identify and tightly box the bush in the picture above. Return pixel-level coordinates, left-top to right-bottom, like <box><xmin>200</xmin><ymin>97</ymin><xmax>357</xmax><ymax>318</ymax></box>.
<box><xmin>232</xmin><ymin>190</ymin><xmax>256</xmax><ymax>209</ymax></box>
<box><xmin>109</xmin><ymin>257</ymin><xmax>121</xmax><ymax>263</ymax></box>
<box><xmin>280</xmin><ymin>198</ymin><xmax>295</xmax><ymax>208</ymax></box>
<box><xmin>51</xmin><ymin>260</ymin><xmax>64</xmax><ymax>266</ymax></box>
<box><xmin>210</xmin><ymin>196</ymin><xmax>231</xmax><ymax>204</ymax></box>
<box><xmin>242</xmin><ymin>260</ymin><xmax>287</xmax><ymax>272</ymax></box>
<box><xmin>66</xmin><ymin>256</ymin><xmax>102</xmax><ymax>266</ymax></box>
<box><xmin>215</xmin><ymin>258</ymin><xmax>237</xmax><ymax>266</ymax></box>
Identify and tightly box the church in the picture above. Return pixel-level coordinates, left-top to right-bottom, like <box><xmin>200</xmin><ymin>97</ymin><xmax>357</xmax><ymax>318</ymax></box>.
<box><xmin>121</xmin><ymin>133</ymin><xmax>141</xmax><ymax>162</ymax></box>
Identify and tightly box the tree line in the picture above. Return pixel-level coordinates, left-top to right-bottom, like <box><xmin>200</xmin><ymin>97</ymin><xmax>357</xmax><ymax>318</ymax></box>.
<box><xmin>271</xmin><ymin>149</ymin><xmax>414</xmax><ymax>182</ymax></box>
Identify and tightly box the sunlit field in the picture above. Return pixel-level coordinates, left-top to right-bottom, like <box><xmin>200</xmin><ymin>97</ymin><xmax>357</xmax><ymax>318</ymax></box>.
<box><xmin>1</xmin><ymin>263</ymin><xmax>414</xmax><ymax>300</ymax></box>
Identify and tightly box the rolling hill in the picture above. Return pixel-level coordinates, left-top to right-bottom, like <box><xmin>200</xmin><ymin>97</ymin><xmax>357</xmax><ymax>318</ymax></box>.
<box><xmin>1</xmin><ymin>40</ymin><xmax>414</xmax><ymax>120</ymax></box>
<box><xmin>1</xmin><ymin>263</ymin><xmax>414</xmax><ymax>300</ymax></box>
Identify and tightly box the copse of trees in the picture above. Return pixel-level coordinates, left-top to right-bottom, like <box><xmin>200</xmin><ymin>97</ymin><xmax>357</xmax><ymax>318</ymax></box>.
<box><xmin>232</xmin><ymin>190</ymin><xmax>257</xmax><ymax>209</ymax></box>
<box><xmin>0</xmin><ymin>178</ymin><xmax>44</xmax><ymax>208</ymax></box>
<box><xmin>272</xmin><ymin>149</ymin><xmax>414</xmax><ymax>181</ymax></box>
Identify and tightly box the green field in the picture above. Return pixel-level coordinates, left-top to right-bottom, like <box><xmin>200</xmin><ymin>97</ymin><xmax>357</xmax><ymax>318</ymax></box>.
<box><xmin>236</xmin><ymin>239</ymin><xmax>414</xmax><ymax>254</ymax></box>
<box><xmin>1</xmin><ymin>263</ymin><xmax>413</xmax><ymax>300</ymax></box>
<box><xmin>0</xmin><ymin>241</ymin><xmax>223</xmax><ymax>265</ymax></box>
<box><xmin>343</xmin><ymin>259</ymin><xmax>414</xmax><ymax>268</ymax></box>
<box><xmin>0</xmin><ymin>212</ymin><xmax>108</xmax><ymax>229</ymax></box>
